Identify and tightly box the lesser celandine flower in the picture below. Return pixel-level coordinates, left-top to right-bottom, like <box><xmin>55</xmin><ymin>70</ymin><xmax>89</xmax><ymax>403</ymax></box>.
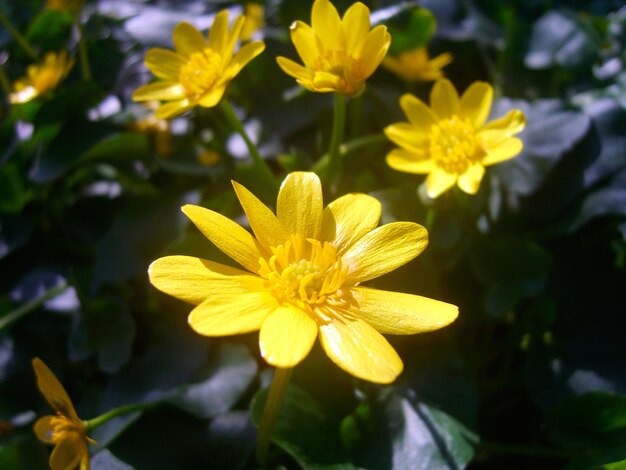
<box><xmin>241</xmin><ymin>3</ymin><xmax>265</xmax><ymax>42</ymax></box>
<box><xmin>9</xmin><ymin>51</ymin><xmax>74</xmax><ymax>104</ymax></box>
<box><xmin>132</xmin><ymin>10</ymin><xmax>265</xmax><ymax>119</ymax></box>
<box><xmin>382</xmin><ymin>47</ymin><xmax>452</xmax><ymax>82</ymax></box>
<box><xmin>276</xmin><ymin>0</ymin><xmax>391</xmax><ymax>96</ymax></box>
<box><xmin>32</xmin><ymin>358</ymin><xmax>95</xmax><ymax>470</ymax></box>
<box><xmin>385</xmin><ymin>78</ymin><xmax>526</xmax><ymax>198</ymax></box>
<box><xmin>149</xmin><ymin>172</ymin><xmax>458</xmax><ymax>384</ymax></box>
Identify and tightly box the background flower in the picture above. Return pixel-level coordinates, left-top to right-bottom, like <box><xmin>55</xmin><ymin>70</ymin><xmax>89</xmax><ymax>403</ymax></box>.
<box><xmin>385</xmin><ymin>78</ymin><xmax>526</xmax><ymax>198</ymax></box>
<box><xmin>9</xmin><ymin>51</ymin><xmax>74</xmax><ymax>104</ymax></box>
<box><xmin>382</xmin><ymin>47</ymin><xmax>452</xmax><ymax>82</ymax></box>
<box><xmin>276</xmin><ymin>0</ymin><xmax>391</xmax><ymax>95</ymax></box>
<box><xmin>132</xmin><ymin>11</ymin><xmax>265</xmax><ymax>118</ymax></box>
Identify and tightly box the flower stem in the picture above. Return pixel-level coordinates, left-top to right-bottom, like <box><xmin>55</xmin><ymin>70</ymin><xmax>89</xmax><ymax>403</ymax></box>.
<box><xmin>0</xmin><ymin>283</ymin><xmax>68</xmax><ymax>334</ymax></box>
<box><xmin>74</xmin><ymin>9</ymin><xmax>91</xmax><ymax>81</ymax></box>
<box><xmin>0</xmin><ymin>11</ymin><xmax>37</xmax><ymax>61</ymax></box>
<box><xmin>325</xmin><ymin>93</ymin><xmax>346</xmax><ymax>188</ymax></box>
<box><xmin>84</xmin><ymin>402</ymin><xmax>155</xmax><ymax>432</ymax></box>
<box><xmin>0</xmin><ymin>63</ymin><xmax>12</xmax><ymax>97</ymax></box>
<box><xmin>312</xmin><ymin>132</ymin><xmax>388</xmax><ymax>175</ymax></box>
<box><xmin>219</xmin><ymin>100</ymin><xmax>277</xmax><ymax>194</ymax></box>
<box><xmin>256</xmin><ymin>367</ymin><xmax>292</xmax><ymax>464</ymax></box>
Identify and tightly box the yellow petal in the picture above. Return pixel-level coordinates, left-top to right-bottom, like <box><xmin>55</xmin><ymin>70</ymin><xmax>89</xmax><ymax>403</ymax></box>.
<box><xmin>312</xmin><ymin>71</ymin><xmax>342</xmax><ymax>91</ymax></box>
<box><xmin>457</xmin><ymin>164</ymin><xmax>485</xmax><ymax>194</ymax></box>
<box><xmin>222</xmin><ymin>14</ymin><xmax>246</xmax><ymax>60</ymax></box>
<box><xmin>343</xmin><ymin>222</ymin><xmax>428</xmax><ymax>284</ymax></box>
<box><xmin>49</xmin><ymin>432</ymin><xmax>85</xmax><ymax>470</ymax></box>
<box><xmin>276</xmin><ymin>56</ymin><xmax>310</xmax><ymax>81</ymax></box>
<box><xmin>349</xmin><ymin>286</ymin><xmax>458</xmax><ymax>334</ymax></box>
<box><xmin>198</xmin><ymin>86</ymin><xmax>225</xmax><ymax>107</ymax></box>
<box><xmin>181</xmin><ymin>204</ymin><xmax>263</xmax><ymax>273</ymax></box>
<box><xmin>148</xmin><ymin>255</ymin><xmax>263</xmax><ymax>305</ymax></box>
<box><xmin>34</xmin><ymin>416</ymin><xmax>56</xmax><ymax>443</ymax></box>
<box><xmin>229</xmin><ymin>41</ymin><xmax>265</xmax><ymax>76</ymax></box>
<box><xmin>426</xmin><ymin>169</ymin><xmax>457</xmax><ymax>198</ymax></box>
<box><xmin>430</xmin><ymin>78</ymin><xmax>460</xmax><ymax>119</ymax></box>
<box><xmin>482</xmin><ymin>138</ymin><xmax>523</xmax><ymax>165</ymax></box>
<box><xmin>32</xmin><ymin>358</ymin><xmax>79</xmax><ymax>422</ymax></box>
<box><xmin>400</xmin><ymin>94</ymin><xmax>438</xmax><ymax>131</ymax></box>
<box><xmin>320</xmin><ymin>193</ymin><xmax>381</xmax><ymax>254</ymax></box>
<box><xmin>154</xmin><ymin>99</ymin><xmax>192</xmax><ymax>119</ymax></box>
<box><xmin>259</xmin><ymin>306</ymin><xmax>318</xmax><ymax>367</ymax></box>
<box><xmin>386</xmin><ymin>149</ymin><xmax>433</xmax><ymax>174</ymax></box>
<box><xmin>188</xmin><ymin>291</ymin><xmax>277</xmax><ymax>336</ymax></box>
<box><xmin>479</xmin><ymin>109</ymin><xmax>526</xmax><ymax>146</ymax></box>
<box><xmin>207</xmin><ymin>10</ymin><xmax>229</xmax><ymax>54</ymax></box>
<box><xmin>319</xmin><ymin>317</ymin><xmax>403</xmax><ymax>383</ymax></box>
<box><xmin>384</xmin><ymin>123</ymin><xmax>429</xmax><ymax>152</ymax></box>
<box><xmin>290</xmin><ymin>21</ymin><xmax>319</xmax><ymax>67</ymax></box>
<box><xmin>232</xmin><ymin>180</ymin><xmax>288</xmax><ymax>249</ymax></box>
<box><xmin>357</xmin><ymin>25</ymin><xmax>391</xmax><ymax>78</ymax></box>
<box><xmin>460</xmin><ymin>81</ymin><xmax>493</xmax><ymax>128</ymax></box>
<box><xmin>172</xmin><ymin>22</ymin><xmax>206</xmax><ymax>57</ymax></box>
<box><xmin>276</xmin><ymin>172</ymin><xmax>323</xmax><ymax>239</ymax></box>
<box><xmin>131</xmin><ymin>82</ymin><xmax>186</xmax><ymax>101</ymax></box>
<box><xmin>145</xmin><ymin>49</ymin><xmax>186</xmax><ymax>80</ymax></box>
<box><xmin>343</xmin><ymin>2</ymin><xmax>370</xmax><ymax>52</ymax></box>
<box><xmin>311</xmin><ymin>0</ymin><xmax>342</xmax><ymax>51</ymax></box>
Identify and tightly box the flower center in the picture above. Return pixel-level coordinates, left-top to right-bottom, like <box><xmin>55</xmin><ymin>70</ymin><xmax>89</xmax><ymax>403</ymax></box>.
<box><xmin>49</xmin><ymin>415</ymin><xmax>82</xmax><ymax>443</ymax></box>
<box><xmin>259</xmin><ymin>234</ymin><xmax>348</xmax><ymax>308</ymax></box>
<box><xmin>179</xmin><ymin>49</ymin><xmax>222</xmax><ymax>100</ymax></box>
<box><xmin>313</xmin><ymin>50</ymin><xmax>362</xmax><ymax>94</ymax></box>
<box><xmin>429</xmin><ymin>115</ymin><xmax>485</xmax><ymax>174</ymax></box>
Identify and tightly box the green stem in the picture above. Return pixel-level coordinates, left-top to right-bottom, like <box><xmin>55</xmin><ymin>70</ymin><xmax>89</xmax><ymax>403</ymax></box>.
<box><xmin>479</xmin><ymin>440</ymin><xmax>592</xmax><ymax>458</ymax></box>
<box><xmin>0</xmin><ymin>283</ymin><xmax>68</xmax><ymax>333</ymax></box>
<box><xmin>219</xmin><ymin>100</ymin><xmax>277</xmax><ymax>193</ymax></box>
<box><xmin>0</xmin><ymin>63</ymin><xmax>12</xmax><ymax>97</ymax></box>
<box><xmin>424</xmin><ymin>208</ymin><xmax>436</xmax><ymax>232</ymax></box>
<box><xmin>84</xmin><ymin>402</ymin><xmax>154</xmax><ymax>432</ymax></box>
<box><xmin>311</xmin><ymin>132</ymin><xmax>386</xmax><ymax>178</ymax></box>
<box><xmin>256</xmin><ymin>367</ymin><xmax>293</xmax><ymax>464</ymax></box>
<box><xmin>0</xmin><ymin>11</ymin><xmax>37</xmax><ymax>60</ymax></box>
<box><xmin>325</xmin><ymin>93</ymin><xmax>346</xmax><ymax>186</ymax></box>
<box><xmin>74</xmin><ymin>10</ymin><xmax>91</xmax><ymax>81</ymax></box>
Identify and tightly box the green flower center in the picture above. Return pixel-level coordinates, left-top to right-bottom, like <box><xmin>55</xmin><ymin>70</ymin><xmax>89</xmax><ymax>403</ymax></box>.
<box><xmin>179</xmin><ymin>49</ymin><xmax>222</xmax><ymax>100</ymax></box>
<box><xmin>430</xmin><ymin>116</ymin><xmax>485</xmax><ymax>174</ymax></box>
<box><xmin>259</xmin><ymin>234</ymin><xmax>347</xmax><ymax>307</ymax></box>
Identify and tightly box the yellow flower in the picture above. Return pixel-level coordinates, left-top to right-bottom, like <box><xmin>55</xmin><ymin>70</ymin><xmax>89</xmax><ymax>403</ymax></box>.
<box><xmin>276</xmin><ymin>0</ymin><xmax>391</xmax><ymax>96</ymax></box>
<box><xmin>132</xmin><ymin>11</ymin><xmax>265</xmax><ymax>119</ymax></box>
<box><xmin>32</xmin><ymin>358</ymin><xmax>95</xmax><ymax>470</ymax></box>
<box><xmin>9</xmin><ymin>51</ymin><xmax>74</xmax><ymax>104</ymax></box>
<box><xmin>240</xmin><ymin>3</ymin><xmax>265</xmax><ymax>42</ymax></box>
<box><xmin>149</xmin><ymin>172</ymin><xmax>458</xmax><ymax>383</ymax></box>
<box><xmin>128</xmin><ymin>101</ymin><xmax>173</xmax><ymax>157</ymax></box>
<box><xmin>382</xmin><ymin>47</ymin><xmax>452</xmax><ymax>82</ymax></box>
<box><xmin>384</xmin><ymin>79</ymin><xmax>526</xmax><ymax>198</ymax></box>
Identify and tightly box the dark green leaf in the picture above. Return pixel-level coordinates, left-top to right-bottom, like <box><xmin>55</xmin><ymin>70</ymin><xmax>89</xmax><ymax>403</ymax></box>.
<box><xmin>250</xmin><ymin>383</ymin><xmax>354</xmax><ymax>469</ymax></box>
<box><xmin>26</xmin><ymin>10</ymin><xmax>73</xmax><ymax>52</ymax></box>
<box><xmin>382</xmin><ymin>6</ymin><xmax>437</xmax><ymax>54</ymax></box>
<box><xmin>166</xmin><ymin>342</ymin><xmax>257</xmax><ymax>419</ymax></box>
<box><xmin>0</xmin><ymin>163</ymin><xmax>29</xmax><ymax>213</ymax></box>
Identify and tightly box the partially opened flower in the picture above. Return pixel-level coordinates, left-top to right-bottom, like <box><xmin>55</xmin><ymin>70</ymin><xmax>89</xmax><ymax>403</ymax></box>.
<box><xmin>384</xmin><ymin>79</ymin><xmax>526</xmax><ymax>198</ymax></box>
<box><xmin>9</xmin><ymin>51</ymin><xmax>74</xmax><ymax>104</ymax></box>
<box><xmin>32</xmin><ymin>358</ymin><xmax>95</xmax><ymax>470</ymax></box>
<box><xmin>276</xmin><ymin>0</ymin><xmax>391</xmax><ymax>96</ymax></box>
<box><xmin>149</xmin><ymin>172</ymin><xmax>458</xmax><ymax>384</ymax></box>
<box><xmin>382</xmin><ymin>47</ymin><xmax>452</xmax><ymax>82</ymax></box>
<box><xmin>132</xmin><ymin>11</ymin><xmax>265</xmax><ymax>119</ymax></box>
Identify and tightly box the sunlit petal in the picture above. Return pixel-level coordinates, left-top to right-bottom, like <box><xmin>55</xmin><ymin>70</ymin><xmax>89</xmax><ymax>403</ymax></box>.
<box><xmin>154</xmin><ymin>99</ymin><xmax>192</xmax><ymax>119</ymax></box>
<box><xmin>357</xmin><ymin>25</ymin><xmax>391</xmax><ymax>78</ymax></box>
<box><xmin>319</xmin><ymin>317</ymin><xmax>403</xmax><ymax>384</ymax></box>
<box><xmin>426</xmin><ymin>170</ymin><xmax>457</xmax><ymax>198</ymax></box>
<box><xmin>430</xmin><ymin>78</ymin><xmax>460</xmax><ymax>119</ymax></box>
<box><xmin>198</xmin><ymin>86</ymin><xmax>225</xmax><ymax>107</ymax></box>
<box><xmin>400</xmin><ymin>94</ymin><xmax>438</xmax><ymax>131</ymax></box>
<box><xmin>482</xmin><ymin>138</ymin><xmax>523</xmax><ymax>165</ymax></box>
<box><xmin>311</xmin><ymin>0</ymin><xmax>342</xmax><ymax>51</ymax></box>
<box><xmin>145</xmin><ymin>49</ymin><xmax>186</xmax><ymax>80</ymax></box>
<box><xmin>457</xmin><ymin>164</ymin><xmax>485</xmax><ymax>194</ymax></box>
<box><xmin>181</xmin><ymin>204</ymin><xmax>263</xmax><ymax>273</ymax></box>
<box><xmin>259</xmin><ymin>306</ymin><xmax>317</xmax><ymax>367</ymax></box>
<box><xmin>386</xmin><ymin>149</ymin><xmax>433</xmax><ymax>174</ymax></box>
<box><xmin>173</xmin><ymin>22</ymin><xmax>206</xmax><ymax>57</ymax></box>
<box><xmin>290</xmin><ymin>21</ymin><xmax>319</xmax><ymax>67</ymax></box>
<box><xmin>343</xmin><ymin>222</ymin><xmax>428</xmax><ymax>284</ymax></box>
<box><xmin>49</xmin><ymin>432</ymin><xmax>84</xmax><ymax>470</ymax></box>
<box><xmin>343</xmin><ymin>2</ymin><xmax>370</xmax><ymax>52</ymax></box>
<box><xmin>131</xmin><ymin>82</ymin><xmax>186</xmax><ymax>101</ymax></box>
<box><xmin>460</xmin><ymin>81</ymin><xmax>493</xmax><ymax>128</ymax></box>
<box><xmin>277</xmin><ymin>172</ymin><xmax>323</xmax><ymax>239</ymax></box>
<box><xmin>384</xmin><ymin>123</ymin><xmax>429</xmax><ymax>152</ymax></box>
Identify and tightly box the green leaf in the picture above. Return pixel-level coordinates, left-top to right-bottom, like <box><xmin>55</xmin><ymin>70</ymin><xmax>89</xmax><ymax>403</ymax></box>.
<box><xmin>250</xmin><ymin>383</ymin><xmax>354</xmax><ymax>469</ymax></box>
<box><xmin>383</xmin><ymin>6</ymin><xmax>437</xmax><ymax>54</ymax></box>
<box><xmin>0</xmin><ymin>163</ymin><xmax>29</xmax><ymax>213</ymax></box>
<box><xmin>34</xmin><ymin>81</ymin><xmax>106</xmax><ymax>126</ymax></box>
<box><xmin>166</xmin><ymin>342</ymin><xmax>257</xmax><ymax>419</ymax></box>
<box><xmin>469</xmin><ymin>238</ymin><xmax>552</xmax><ymax>317</ymax></box>
<box><xmin>26</xmin><ymin>10</ymin><xmax>73</xmax><ymax>52</ymax></box>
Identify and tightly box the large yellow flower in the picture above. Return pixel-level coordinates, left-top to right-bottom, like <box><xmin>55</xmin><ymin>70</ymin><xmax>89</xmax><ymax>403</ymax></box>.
<box><xmin>9</xmin><ymin>51</ymin><xmax>74</xmax><ymax>104</ymax></box>
<box><xmin>382</xmin><ymin>47</ymin><xmax>452</xmax><ymax>82</ymax></box>
<box><xmin>384</xmin><ymin>79</ymin><xmax>526</xmax><ymax>198</ymax></box>
<box><xmin>276</xmin><ymin>0</ymin><xmax>391</xmax><ymax>96</ymax></box>
<box><xmin>149</xmin><ymin>172</ymin><xmax>458</xmax><ymax>384</ymax></box>
<box><xmin>132</xmin><ymin>11</ymin><xmax>265</xmax><ymax>119</ymax></box>
<box><xmin>32</xmin><ymin>358</ymin><xmax>95</xmax><ymax>470</ymax></box>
